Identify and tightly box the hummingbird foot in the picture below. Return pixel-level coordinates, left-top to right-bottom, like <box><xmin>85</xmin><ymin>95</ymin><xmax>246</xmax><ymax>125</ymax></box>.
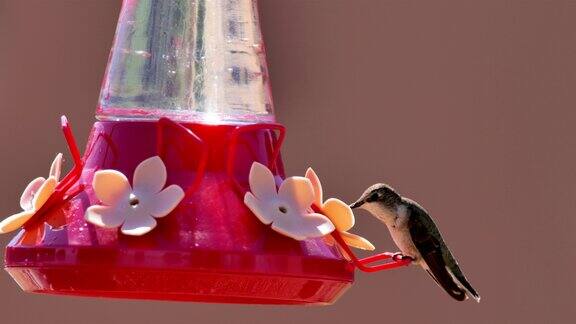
<box><xmin>392</xmin><ymin>252</ymin><xmax>414</xmax><ymax>262</ymax></box>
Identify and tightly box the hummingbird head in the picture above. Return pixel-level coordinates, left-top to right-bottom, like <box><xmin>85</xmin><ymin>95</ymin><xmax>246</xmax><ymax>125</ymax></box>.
<box><xmin>349</xmin><ymin>183</ymin><xmax>402</xmax><ymax>212</ymax></box>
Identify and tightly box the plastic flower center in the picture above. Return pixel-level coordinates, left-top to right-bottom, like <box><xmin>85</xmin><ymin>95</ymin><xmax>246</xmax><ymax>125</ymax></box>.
<box><xmin>278</xmin><ymin>206</ymin><xmax>288</xmax><ymax>214</ymax></box>
<box><xmin>129</xmin><ymin>194</ymin><xmax>140</xmax><ymax>208</ymax></box>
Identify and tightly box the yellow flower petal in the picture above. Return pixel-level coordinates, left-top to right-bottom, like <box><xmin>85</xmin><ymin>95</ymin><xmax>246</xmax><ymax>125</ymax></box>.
<box><xmin>0</xmin><ymin>210</ymin><xmax>35</xmax><ymax>234</ymax></box>
<box><xmin>32</xmin><ymin>177</ymin><xmax>58</xmax><ymax>210</ymax></box>
<box><xmin>93</xmin><ymin>170</ymin><xmax>131</xmax><ymax>205</ymax></box>
<box><xmin>341</xmin><ymin>231</ymin><xmax>376</xmax><ymax>251</ymax></box>
<box><xmin>322</xmin><ymin>198</ymin><xmax>355</xmax><ymax>232</ymax></box>
<box><xmin>305</xmin><ymin>167</ymin><xmax>323</xmax><ymax>207</ymax></box>
<box><xmin>49</xmin><ymin>153</ymin><xmax>63</xmax><ymax>181</ymax></box>
<box><xmin>20</xmin><ymin>177</ymin><xmax>46</xmax><ymax>210</ymax></box>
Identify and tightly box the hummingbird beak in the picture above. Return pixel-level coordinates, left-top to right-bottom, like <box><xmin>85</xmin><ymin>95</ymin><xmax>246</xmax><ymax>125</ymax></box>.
<box><xmin>349</xmin><ymin>199</ymin><xmax>365</xmax><ymax>209</ymax></box>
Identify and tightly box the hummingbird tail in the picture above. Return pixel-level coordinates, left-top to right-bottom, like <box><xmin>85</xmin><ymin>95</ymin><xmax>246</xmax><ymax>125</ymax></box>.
<box><xmin>452</xmin><ymin>270</ymin><xmax>481</xmax><ymax>303</ymax></box>
<box><xmin>442</xmin><ymin>251</ymin><xmax>481</xmax><ymax>302</ymax></box>
<box><xmin>423</xmin><ymin>256</ymin><xmax>468</xmax><ymax>301</ymax></box>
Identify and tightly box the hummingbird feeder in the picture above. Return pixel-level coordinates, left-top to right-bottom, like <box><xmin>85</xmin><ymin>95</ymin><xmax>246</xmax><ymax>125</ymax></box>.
<box><xmin>2</xmin><ymin>0</ymin><xmax>411</xmax><ymax>305</ymax></box>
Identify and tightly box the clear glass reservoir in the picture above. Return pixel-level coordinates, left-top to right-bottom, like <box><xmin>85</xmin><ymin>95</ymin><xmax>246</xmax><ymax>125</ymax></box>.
<box><xmin>97</xmin><ymin>0</ymin><xmax>275</xmax><ymax>124</ymax></box>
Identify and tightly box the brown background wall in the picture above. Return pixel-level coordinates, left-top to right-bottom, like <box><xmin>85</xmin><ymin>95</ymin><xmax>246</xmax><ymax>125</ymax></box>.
<box><xmin>0</xmin><ymin>1</ymin><xmax>574</xmax><ymax>323</ymax></box>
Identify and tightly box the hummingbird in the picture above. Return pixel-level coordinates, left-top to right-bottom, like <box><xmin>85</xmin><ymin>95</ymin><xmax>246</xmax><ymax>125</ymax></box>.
<box><xmin>350</xmin><ymin>183</ymin><xmax>480</xmax><ymax>302</ymax></box>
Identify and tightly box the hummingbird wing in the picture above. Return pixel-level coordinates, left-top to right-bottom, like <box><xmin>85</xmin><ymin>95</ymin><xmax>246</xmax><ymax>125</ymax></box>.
<box><xmin>403</xmin><ymin>198</ymin><xmax>480</xmax><ymax>302</ymax></box>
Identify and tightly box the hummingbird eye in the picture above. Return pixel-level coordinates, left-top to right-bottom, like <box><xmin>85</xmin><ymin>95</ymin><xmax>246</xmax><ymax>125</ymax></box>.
<box><xmin>367</xmin><ymin>192</ymin><xmax>379</xmax><ymax>202</ymax></box>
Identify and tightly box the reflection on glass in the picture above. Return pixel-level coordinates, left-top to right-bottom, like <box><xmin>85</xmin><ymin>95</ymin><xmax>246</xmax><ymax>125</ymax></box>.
<box><xmin>98</xmin><ymin>0</ymin><xmax>275</xmax><ymax>124</ymax></box>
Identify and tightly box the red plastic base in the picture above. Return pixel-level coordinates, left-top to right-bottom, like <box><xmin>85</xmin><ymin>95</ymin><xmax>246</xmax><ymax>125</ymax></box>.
<box><xmin>4</xmin><ymin>119</ymin><xmax>354</xmax><ymax>305</ymax></box>
<box><xmin>6</xmin><ymin>249</ymin><xmax>351</xmax><ymax>304</ymax></box>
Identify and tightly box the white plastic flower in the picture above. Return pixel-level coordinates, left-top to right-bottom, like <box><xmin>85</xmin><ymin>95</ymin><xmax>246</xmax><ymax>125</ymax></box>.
<box><xmin>85</xmin><ymin>156</ymin><xmax>185</xmax><ymax>236</ymax></box>
<box><xmin>305</xmin><ymin>168</ymin><xmax>375</xmax><ymax>251</ymax></box>
<box><xmin>0</xmin><ymin>153</ymin><xmax>63</xmax><ymax>234</ymax></box>
<box><xmin>244</xmin><ymin>162</ymin><xmax>335</xmax><ymax>240</ymax></box>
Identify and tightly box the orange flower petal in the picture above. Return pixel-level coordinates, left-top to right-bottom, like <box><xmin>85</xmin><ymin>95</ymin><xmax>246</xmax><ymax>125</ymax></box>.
<box><xmin>20</xmin><ymin>177</ymin><xmax>46</xmax><ymax>210</ymax></box>
<box><xmin>322</xmin><ymin>198</ymin><xmax>355</xmax><ymax>231</ymax></box>
<box><xmin>49</xmin><ymin>153</ymin><xmax>63</xmax><ymax>181</ymax></box>
<box><xmin>0</xmin><ymin>210</ymin><xmax>35</xmax><ymax>234</ymax></box>
<box><xmin>305</xmin><ymin>168</ymin><xmax>323</xmax><ymax>207</ymax></box>
<box><xmin>32</xmin><ymin>176</ymin><xmax>57</xmax><ymax>210</ymax></box>
<box><xmin>341</xmin><ymin>231</ymin><xmax>375</xmax><ymax>251</ymax></box>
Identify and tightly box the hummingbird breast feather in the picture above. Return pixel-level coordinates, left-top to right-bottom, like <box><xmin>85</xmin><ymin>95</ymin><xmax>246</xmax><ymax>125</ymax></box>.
<box><xmin>388</xmin><ymin>224</ymin><xmax>422</xmax><ymax>261</ymax></box>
